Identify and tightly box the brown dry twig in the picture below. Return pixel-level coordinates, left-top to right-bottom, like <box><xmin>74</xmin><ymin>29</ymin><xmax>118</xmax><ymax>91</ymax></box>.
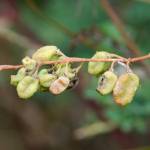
<box><xmin>100</xmin><ymin>0</ymin><xmax>141</xmax><ymax>56</ymax></box>
<box><xmin>0</xmin><ymin>53</ymin><xmax>149</xmax><ymax>71</ymax></box>
<box><xmin>100</xmin><ymin>0</ymin><xmax>150</xmax><ymax>75</ymax></box>
<box><xmin>0</xmin><ymin>65</ymin><xmax>23</xmax><ymax>71</ymax></box>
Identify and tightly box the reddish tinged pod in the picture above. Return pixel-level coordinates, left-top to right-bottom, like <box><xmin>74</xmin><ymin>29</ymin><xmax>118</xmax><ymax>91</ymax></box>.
<box><xmin>49</xmin><ymin>76</ymin><xmax>70</xmax><ymax>95</ymax></box>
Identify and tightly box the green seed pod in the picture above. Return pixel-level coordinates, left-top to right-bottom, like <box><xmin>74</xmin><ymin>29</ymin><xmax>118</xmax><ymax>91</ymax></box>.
<box><xmin>97</xmin><ymin>71</ymin><xmax>117</xmax><ymax>95</ymax></box>
<box><xmin>113</xmin><ymin>73</ymin><xmax>140</xmax><ymax>106</ymax></box>
<box><xmin>49</xmin><ymin>76</ymin><xmax>70</xmax><ymax>95</ymax></box>
<box><xmin>32</xmin><ymin>46</ymin><xmax>62</xmax><ymax>62</ymax></box>
<box><xmin>10</xmin><ymin>68</ymin><xmax>26</xmax><ymax>86</ymax></box>
<box><xmin>17</xmin><ymin>76</ymin><xmax>39</xmax><ymax>99</ymax></box>
<box><xmin>38</xmin><ymin>69</ymin><xmax>56</xmax><ymax>87</ymax></box>
<box><xmin>88</xmin><ymin>51</ymin><xmax>111</xmax><ymax>75</ymax></box>
<box><xmin>22</xmin><ymin>56</ymin><xmax>37</xmax><ymax>70</ymax></box>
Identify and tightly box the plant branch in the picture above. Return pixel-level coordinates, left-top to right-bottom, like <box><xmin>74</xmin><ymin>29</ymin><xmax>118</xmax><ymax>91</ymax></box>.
<box><xmin>100</xmin><ymin>0</ymin><xmax>141</xmax><ymax>56</ymax></box>
<box><xmin>0</xmin><ymin>65</ymin><xmax>23</xmax><ymax>71</ymax></box>
<box><xmin>0</xmin><ymin>53</ymin><xmax>149</xmax><ymax>71</ymax></box>
<box><xmin>26</xmin><ymin>0</ymin><xmax>75</xmax><ymax>37</ymax></box>
<box><xmin>26</xmin><ymin>0</ymin><xmax>99</xmax><ymax>50</ymax></box>
<box><xmin>100</xmin><ymin>0</ymin><xmax>150</xmax><ymax>75</ymax></box>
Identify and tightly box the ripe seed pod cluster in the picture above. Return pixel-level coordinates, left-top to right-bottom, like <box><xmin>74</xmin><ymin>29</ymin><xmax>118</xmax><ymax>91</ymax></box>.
<box><xmin>10</xmin><ymin>47</ymin><xmax>140</xmax><ymax>106</ymax></box>
<box><xmin>10</xmin><ymin>46</ymin><xmax>81</xmax><ymax>99</ymax></box>
<box><xmin>88</xmin><ymin>51</ymin><xmax>140</xmax><ymax>106</ymax></box>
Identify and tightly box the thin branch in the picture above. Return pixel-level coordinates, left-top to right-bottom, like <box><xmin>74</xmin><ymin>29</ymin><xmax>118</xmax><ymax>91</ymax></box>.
<box><xmin>100</xmin><ymin>0</ymin><xmax>150</xmax><ymax>75</ymax></box>
<box><xmin>130</xmin><ymin>53</ymin><xmax>150</xmax><ymax>62</ymax></box>
<box><xmin>26</xmin><ymin>0</ymin><xmax>98</xmax><ymax>50</ymax></box>
<box><xmin>0</xmin><ymin>54</ymin><xmax>149</xmax><ymax>71</ymax></box>
<box><xmin>100</xmin><ymin>0</ymin><xmax>141</xmax><ymax>56</ymax></box>
<box><xmin>26</xmin><ymin>0</ymin><xmax>75</xmax><ymax>37</ymax></box>
<box><xmin>0</xmin><ymin>65</ymin><xmax>23</xmax><ymax>71</ymax></box>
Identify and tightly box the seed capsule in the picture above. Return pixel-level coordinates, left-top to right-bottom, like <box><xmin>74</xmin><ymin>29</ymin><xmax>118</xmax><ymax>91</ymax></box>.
<box><xmin>38</xmin><ymin>69</ymin><xmax>56</xmax><ymax>87</ymax></box>
<box><xmin>32</xmin><ymin>46</ymin><xmax>62</xmax><ymax>62</ymax></box>
<box><xmin>97</xmin><ymin>71</ymin><xmax>117</xmax><ymax>95</ymax></box>
<box><xmin>22</xmin><ymin>56</ymin><xmax>36</xmax><ymax>70</ymax></box>
<box><xmin>17</xmin><ymin>76</ymin><xmax>39</xmax><ymax>99</ymax></box>
<box><xmin>113</xmin><ymin>73</ymin><xmax>140</xmax><ymax>106</ymax></box>
<box><xmin>10</xmin><ymin>68</ymin><xmax>26</xmax><ymax>86</ymax></box>
<box><xmin>88</xmin><ymin>51</ymin><xmax>111</xmax><ymax>75</ymax></box>
<box><xmin>49</xmin><ymin>76</ymin><xmax>70</xmax><ymax>95</ymax></box>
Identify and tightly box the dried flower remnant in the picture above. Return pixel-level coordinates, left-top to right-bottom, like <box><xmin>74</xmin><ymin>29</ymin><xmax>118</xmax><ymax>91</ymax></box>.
<box><xmin>49</xmin><ymin>76</ymin><xmax>70</xmax><ymax>95</ymax></box>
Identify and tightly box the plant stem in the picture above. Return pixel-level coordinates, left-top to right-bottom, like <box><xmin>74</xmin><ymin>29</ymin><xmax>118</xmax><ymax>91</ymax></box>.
<box><xmin>0</xmin><ymin>54</ymin><xmax>149</xmax><ymax>71</ymax></box>
<box><xmin>100</xmin><ymin>0</ymin><xmax>150</xmax><ymax>75</ymax></box>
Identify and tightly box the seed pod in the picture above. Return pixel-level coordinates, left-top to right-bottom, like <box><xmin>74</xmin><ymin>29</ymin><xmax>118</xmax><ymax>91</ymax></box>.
<box><xmin>97</xmin><ymin>71</ymin><xmax>117</xmax><ymax>95</ymax></box>
<box><xmin>38</xmin><ymin>69</ymin><xmax>56</xmax><ymax>87</ymax></box>
<box><xmin>10</xmin><ymin>68</ymin><xmax>26</xmax><ymax>86</ymax></box>
<box><xmin>17</xmin><ymin>76</ymin><xmax>39</xmax><ymax>99</ymax></box>
<box><xmin>88</xmin><ymin>51</ymin><xmax>111</xmax><ymax>75</ymax></box>
<box><xmin>113</xmin><ymin>73</ymin><xmax>140</xmax><ymax>106</ymax></box>
<box><xmin>49</xmin><ymin>76</ymin><xmax>70</xmax><ymax>95</ymax></box>
<box><xmin>22</xmin><ymin>56</ymin><xmax>36</xmax><ymax>70</ymax></box>
<box><xmin>32</xmin><ymin>46</ymin><xmax>62</xmax><ymax>62</ymax></box>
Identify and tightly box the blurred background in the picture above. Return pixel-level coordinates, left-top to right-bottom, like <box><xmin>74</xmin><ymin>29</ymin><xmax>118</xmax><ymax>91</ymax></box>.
<box><xmin>0</xmin><ymin>0</ymin><xmax>150</xmax><ymax>150</ymax></box>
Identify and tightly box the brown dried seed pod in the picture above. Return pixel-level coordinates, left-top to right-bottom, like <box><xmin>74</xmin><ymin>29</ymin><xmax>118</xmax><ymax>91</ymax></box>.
<box><xmin>113</xmin><ymin>73</ymin><xmax>140</xmax><ymax>106</ymax></box>
<box><xmin>97</xmin><ymin>71</ymin><xmax>117</xmax><ymax>95</ymax></box>
<box><xmin>49</xmin><ymin>76</ymin><xmax>70</xmax><ymax>95</ymax></box>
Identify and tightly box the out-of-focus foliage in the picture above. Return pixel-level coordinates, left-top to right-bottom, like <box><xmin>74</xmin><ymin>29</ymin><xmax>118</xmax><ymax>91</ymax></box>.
<box><xmin>0</xmin><ymin>0</ymin><xmax>150</xmax><ymax>149</ymax></box>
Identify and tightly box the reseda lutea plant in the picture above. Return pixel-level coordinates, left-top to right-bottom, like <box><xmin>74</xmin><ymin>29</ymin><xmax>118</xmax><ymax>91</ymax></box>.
<box><xmin>11</xmin><ymin>46</ymin><xmax>81</xmax><ymax>98</ymax></box>
<box><xmin>10</xmin><ymin>45</ymin><xmax>141</xmax><ymax>106</ymax></box>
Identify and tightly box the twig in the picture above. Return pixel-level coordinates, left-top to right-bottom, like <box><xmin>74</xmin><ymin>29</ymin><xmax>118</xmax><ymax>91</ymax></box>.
<box><xmin>26</xmin><ymin>0</ymin><xmax>75</xmax><ymax>37</ymax></box>
<box><xmin>130</xmin><ymin>53</ymin><xmax>150</xmax><ymax>62</ymax></box>
<box><xmin>26</xmin><ymin>0</ymin><xmax>99</xmax><ymax>50</ymax></box>
<box><xmin>100</xmin><ymin>0</ymin><xmax>150</xmax><ymax>75</ymax></box>
<box><xmin>0</xmin><ymin>65</ymin><xmax>23</xmax><ymax>71</ymax></box>
<box><xmin>100</xmin><ymin>0</ymin><xmax>140</xmax><ymax>56</ymax></box>
<box><xmin>0</xmin><ymin>54</ymin><xmax>149</xmax><ymax>71</ymax></box>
